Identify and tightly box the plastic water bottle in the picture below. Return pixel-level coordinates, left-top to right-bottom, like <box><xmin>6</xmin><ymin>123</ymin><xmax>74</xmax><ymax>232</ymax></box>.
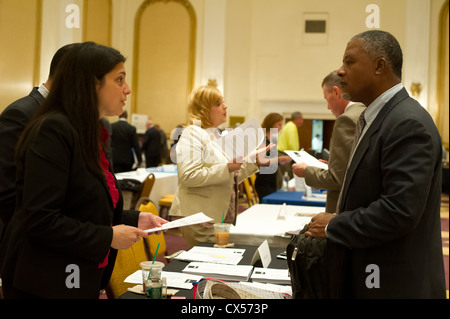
<box><xmin>282</xmin><ymin>171</ymin><xmax>289</xmax><ymax>191</ymax></box>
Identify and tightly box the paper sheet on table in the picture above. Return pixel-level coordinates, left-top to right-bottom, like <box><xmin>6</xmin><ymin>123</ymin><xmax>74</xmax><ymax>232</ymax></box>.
<box><xmin>251</xmin><ymin>268</ymin><xmax>291</xmax><ymax>285</ymax></box>
<box><xmin>182</xmin><ymin>262</ymin><xmax>254</xmax><ymax>282</ymax></box>
<box><xmin>214</xmin><ymin>118</ymin><xmax>265</xmax><ymax>162</ymax></box>
<box><xmin>124</xmin><ymin>270</ymin><xmax>203</xmax><ymax>290</ymax></box>
<box><xmin>175</xmin><ymin>246</ymin><xmax>245</xmax><ymax>265</ymax></box>
<box><xmin>144</xmin><ymin>212</ymin><xmax>213</xmax><ymax>233</ymax></box>
<box><xmin>285</xmin><ymin>150</ymin><xmax>328</xmax><ymax>170</ymax></box>
<box><xmin>238</xmin><ymin>282</ymin><xmax>292</xmax><ymax>296</ymax></box>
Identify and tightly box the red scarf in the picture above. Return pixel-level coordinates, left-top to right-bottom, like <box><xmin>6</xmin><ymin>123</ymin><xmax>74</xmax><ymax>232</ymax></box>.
<box><xmin>98</xmin><ymin>127</ymin><xmax>119</xmax><ymax>268</ymax></box>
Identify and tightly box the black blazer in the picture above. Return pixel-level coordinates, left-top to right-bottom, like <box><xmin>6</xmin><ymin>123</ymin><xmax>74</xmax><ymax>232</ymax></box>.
<box><xmin>0</xmin><ymin>88</ymin><xmax>44</xmax><ymax>240</ymax></box>
<box><xmin>110</xmin><ymin>120</ymin><xmax>142</xmax><ymax>166</ymax></box>
<box><xmin>0</xmin><ymin>112</ymin><xmax>138</xmax><ymax>298</ymax></box>
<box><xmin>142</xmin><ymin>126</ymin><xmax>161</xmax><ymax>165</ymax></box>
<box><xmin>327</xmin><ymin>88</ymin><xmax>446</xmax><ymax>298</ymax></box>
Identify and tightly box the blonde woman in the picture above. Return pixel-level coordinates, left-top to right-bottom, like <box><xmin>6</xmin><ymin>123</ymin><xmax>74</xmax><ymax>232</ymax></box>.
<box><xmin>169</xmin><ymin>86</ymin><xmax>269</xmax><ymax>247</ymax></box>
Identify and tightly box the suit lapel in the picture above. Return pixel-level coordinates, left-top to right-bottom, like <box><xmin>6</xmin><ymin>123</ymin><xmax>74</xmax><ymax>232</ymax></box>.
<box><xmin>339</xmin><ymin>88</ymin><xmax>410</xmax><ymax>210</ymax></box>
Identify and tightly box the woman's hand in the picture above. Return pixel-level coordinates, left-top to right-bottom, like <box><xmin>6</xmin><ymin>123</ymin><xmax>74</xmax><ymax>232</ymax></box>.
<box><xmin>111</xmin><ymin>224</ymin><xmax>148</xmax><ymax>250</ymax></box>
<box><xmin>227</xmin><ymin>156</ymin><xmax>243</xmax><ymax>173</ymax></box>
<box><xmin>138</xmin><ymin>212</ymin><xmax>168</xmax><ymax>232</ymax></box>
<box><xmin>254</xmin><ymin>143</ymin><xmax>276</xmax><ymax>166</ymax></box>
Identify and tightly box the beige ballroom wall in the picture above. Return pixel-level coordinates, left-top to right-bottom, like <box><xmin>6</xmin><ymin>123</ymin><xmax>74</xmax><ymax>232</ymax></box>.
<box><xmin>132</xmin><ymin>0</ymin><xmax>196</xmax><ymax>132</ymax></box>
<box><xmin>83</xmin><ymin>0</ymin><xmax>112</xmax><ymax>46</ymax></box>
<box><xmin>0</xmin><ymin>0</ymin><xmax>447</xmax><ymax>146</ymax></box>
<box><xmin>0</xmin><ymin>0</ymin><xmax>41</xmax><ymax>108</ymax></box>
<box><xmin>224</xmin><ymin>0</ymin><xmax>407</xmax><ymax>121</ymax></box>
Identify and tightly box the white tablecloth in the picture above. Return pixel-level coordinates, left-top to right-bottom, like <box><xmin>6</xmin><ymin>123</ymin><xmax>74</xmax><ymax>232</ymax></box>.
<box><xmin>115</xmin><ymin>168</ymin><xmax>178</xmax><ymax>211</ymax></box>
<box><xmin>229</xmin><ymin>204</ymin><xmax>324</xmax><ymax>247</ymax></box>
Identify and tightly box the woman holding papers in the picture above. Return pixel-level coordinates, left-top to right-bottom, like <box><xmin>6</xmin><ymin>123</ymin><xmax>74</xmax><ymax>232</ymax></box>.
<box><xmin>170</xmin><ymin>85</ymin><xmax>271</xmax><ymax>247</ymax></box>
<box><xmin>0</xmin><ymin>42</ymin><xmax>167</xmax><ymax>299</ymax></box>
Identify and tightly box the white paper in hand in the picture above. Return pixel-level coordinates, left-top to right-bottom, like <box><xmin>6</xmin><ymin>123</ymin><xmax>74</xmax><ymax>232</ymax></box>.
<box><xmin>285</xmin><ymin>150</ymin><xmax>328</xmax><ymax>170</ymax></box>
<box><xmin>214</xmin><ymin>118</ymin><xmax>265</xmax><ymax>162</ymax></box>
<box><xmin>144</xmin><ymin>212</ymin><xmax>213</xmax><ymax>234</ymax></box>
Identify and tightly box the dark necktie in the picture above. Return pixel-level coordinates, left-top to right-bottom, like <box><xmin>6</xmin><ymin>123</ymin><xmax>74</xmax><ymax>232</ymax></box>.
<box><xmin>349</xmin><ymin>110</ymin><xmax>366</xmax><ymax>155</ymax></box>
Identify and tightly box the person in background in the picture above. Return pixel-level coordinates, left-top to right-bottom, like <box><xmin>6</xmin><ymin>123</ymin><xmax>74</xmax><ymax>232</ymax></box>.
<box><xmin>169</xmin><ymin>85</ymin><xmax>271</xmax><ymax>247</ymax></box>
<box><xmin>168</xmin><ymin>124</ymin><xmax>184</xmax><ymax>164</ymax></box>
<box><xmin>0</xmin><ymin>43</ymin><xmax>77</xmax><ymax>243</ymax></box>
<box><xmin>0</xmin><ymin>42</ymin><xmax>167</xmax><ymax>299</ymax></box>
<box><xmin>142</xmin><ymin>120</ymin><xmax>162</xmax><ymax>168</ymax></box>
<box><xmin>311</xmin><ymin>134</ymin><xmax>323</xmax><ymax>153</ymax></box>
<box><xmin>292</xmin><ymin>71</ymin><xmax>365</xmax><ymax>213</ymax></box>
<box><xmin>154</xmin><ymin>124</ymin><xmax>169</xmax><ymax>164</ymax></box>
<box><xmin>110</xmin><ymin>110</ymin><xmax>142</xmax><ymax>173</ymax></box>
<box><xmin>254</xmin><ymin>112</ymin><xmax>292</xmax><ymax>201</ymax></box>
<box><xmin>305</xmin><ymin>30</ymin><xmax>445</xmax><ymax>298</ymax></box>
<box><xmin>277</xmin><ymin>111</ymin><xmax>303</xmax><ymax>152</ymax></box>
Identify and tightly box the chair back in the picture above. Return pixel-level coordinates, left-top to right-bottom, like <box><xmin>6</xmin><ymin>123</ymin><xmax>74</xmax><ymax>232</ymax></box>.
<box><xmin>243</xmin><ymin>177</ymin><xmax>258</xmax><ymax>206</ymax></box>
<box><xmin>139</xmin><ymin>173</ymin><xmax>155</xmax><ymax>198</ymax></box>
<box><xmin>105</xmin><ymin>239</ymin><xmax>148</xmax><ymax>298</ymax></box>
<box><xmin>136</xmin><ymin>197</ymin><xmax>167</xmax><ymax>260</ymax></box>
<box><xmin>249</xmin><ymin>174</ymin><xmax>259</xmax><ymax>202</ymax></box>
<box><xmin>105</xmin><ymin>198</ymin><xmax>167</xmax><ymax>299</ymax></box>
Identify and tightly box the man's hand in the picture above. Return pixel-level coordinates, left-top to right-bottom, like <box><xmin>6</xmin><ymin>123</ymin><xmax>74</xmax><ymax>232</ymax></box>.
<box><xmin>292</xmin><ymin>162</ymin><xmax>308</xmax><ymax>177</ymax></box>
<box><xmin>305</xmin><ymin>212</ymin><xmax>335</xmax><ymax>238</ymax></box>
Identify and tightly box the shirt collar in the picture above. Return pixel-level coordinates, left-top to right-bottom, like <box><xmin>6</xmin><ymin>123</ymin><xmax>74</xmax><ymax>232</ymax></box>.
<box><xmin>38</xmin><ymin>83</ymin><xmax>49</xmax><ymax>98</ymax></box>
<box><xmin>364</xmin><ymin>83</ymin><xmax>404</xmax><ymax>126</ymax></box>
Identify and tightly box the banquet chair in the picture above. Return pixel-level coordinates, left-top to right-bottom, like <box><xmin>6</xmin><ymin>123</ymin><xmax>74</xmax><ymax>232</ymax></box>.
<box><xmin>105</xmin><ymin>238</ymin><xmax>148</xmax><ymax>299</ymax></box>
<box><xmin>243</xmin><ymin>177</ymin><xmax>258</xmax><ymax>207</ymax></box>
<box><xmin>158</xmin><ymin>194</ymin><xmax>174</xmax><ymax>220</ymax></box>
<box><xmin>249</xmin><ymin>174</ymin><xmax>259</xmax><ymax>200</ymax></box>
<box><xmin>139</xmin><ymin>173</ymin><xmax>155</xmax><ymax>198</ymax></box>
<box><xmin>135</xmin><ymin>197</ymin><xmax>167</xmax><ymax>261</ymax></box>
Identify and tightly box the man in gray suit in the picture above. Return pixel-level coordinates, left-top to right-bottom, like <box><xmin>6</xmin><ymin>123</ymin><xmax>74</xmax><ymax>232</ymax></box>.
<box><xmin>305</xmin><ymin>30</ymin><xmax>445</xmax><ymax>298</ymax></box>
<box><xmin>292</xmin><ymin>71</ymin><xmax>365</xmax><ymax>213</ymax></box>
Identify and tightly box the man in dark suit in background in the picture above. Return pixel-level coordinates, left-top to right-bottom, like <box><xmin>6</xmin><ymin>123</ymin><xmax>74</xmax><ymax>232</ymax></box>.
<box><xmin>0</xmin><ymin>44</ymin><xmax>77</xmax><ymax>242</ymax></box>
<box><xmin>142</xmin><ymin>120</ymin><xmax>162</xmax><ymax>168</ymax></box>
<box><xmin>305</xmin><ymin>30</ymin><xmax>446</xmax><ymax>298</ymax></box>
<box><xmin>110</xmin><ymin>110</ymin><xmax>142</xmax><ymax>173</ymax></box>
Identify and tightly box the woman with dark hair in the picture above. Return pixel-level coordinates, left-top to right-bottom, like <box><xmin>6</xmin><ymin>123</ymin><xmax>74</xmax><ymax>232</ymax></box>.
<box><xmin>254</xmin><ymin>113</ymin><xmax>292</xmax><ymax>201</ymax></box>
<box><xmin>0</xmin><ymin>42</ymin><xmax>167</xmax><ymax>299</ymax></box>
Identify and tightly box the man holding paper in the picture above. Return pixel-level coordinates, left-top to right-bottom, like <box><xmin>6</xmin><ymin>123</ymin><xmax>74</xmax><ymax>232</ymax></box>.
<box><xmin>292</xmin><ymin>71</ymin><xmax>364</xmax><ymax>213</ymax></box>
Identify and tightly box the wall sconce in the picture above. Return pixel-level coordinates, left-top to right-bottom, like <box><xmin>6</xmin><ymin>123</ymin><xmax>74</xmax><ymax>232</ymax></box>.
<box><xmin>410</xmin><ymin>82</ymin><xmax>422</xmax><ymax>98</ymax></box>
<box><xmin>207</xmin><ymin>78</ymin><xmax>218</xmax><ymax>87</ymax></box>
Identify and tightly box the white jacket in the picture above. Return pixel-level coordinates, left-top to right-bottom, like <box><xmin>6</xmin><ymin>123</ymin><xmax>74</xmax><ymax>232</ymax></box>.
<box><xmin>169</xmin><ymin>125</ymin><xmax>259</xmax><ymax>222</ymax></box>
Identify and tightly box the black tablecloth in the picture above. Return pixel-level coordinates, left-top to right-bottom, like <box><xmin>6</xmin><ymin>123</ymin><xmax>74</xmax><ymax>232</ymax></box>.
<box><xmin>119</xmin><ymin>242</ymin><xmax>288</xmax><ymax>299</ymax></box>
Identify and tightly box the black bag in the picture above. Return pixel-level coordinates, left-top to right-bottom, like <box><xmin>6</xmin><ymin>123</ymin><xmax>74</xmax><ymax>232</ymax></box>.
<box><xmin>117</xmin><ymin>179</ymin><xmax>142</xmax><ymax>192</ymax></box>
<box><xmin>286</xmin><ymin>225</ymin><xmax>349</xmax><ymax>299</ymax></box>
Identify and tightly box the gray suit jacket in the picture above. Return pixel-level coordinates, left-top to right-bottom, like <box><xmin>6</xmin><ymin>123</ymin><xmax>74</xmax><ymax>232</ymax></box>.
<box><xmin>305</xmin><ymin>102</ymin><xmax>365</xmax><ymax>213</ymax></box>
<box><xmin>327</xmin><ymin>88</ymin><xmax>445</xmax><ymax>298</ymax></box>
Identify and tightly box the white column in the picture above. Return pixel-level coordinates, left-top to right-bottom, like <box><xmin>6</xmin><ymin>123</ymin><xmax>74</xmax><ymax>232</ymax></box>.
<box><xmin>403</xmin><ymin>0</ymin><xmax>431</xmax><ymax>108</ymax></box>
<box><xmin>201</xmin><ymin>0</ymin><xmax>226</xmax><ymax>94</ymax></box>
<box><xmin>39</xmin><ymin>0</ymin><xmax>83</xmax><ymax>83</ymax></box>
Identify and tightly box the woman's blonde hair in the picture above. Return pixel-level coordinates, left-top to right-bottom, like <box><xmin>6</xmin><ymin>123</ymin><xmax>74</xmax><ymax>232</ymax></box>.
<box><xmin>188</xmin><ymin>85</ymin><xmax>222</xmax><ymax>128</ymax></box>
